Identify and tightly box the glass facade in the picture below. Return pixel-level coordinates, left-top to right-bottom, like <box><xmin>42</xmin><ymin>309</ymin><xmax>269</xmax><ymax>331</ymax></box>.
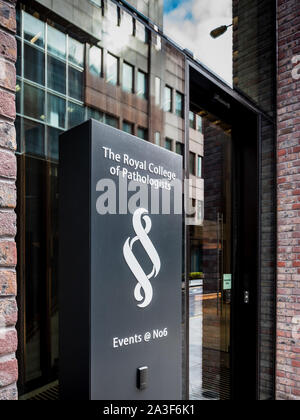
<box><xmin>15</xmin><ymin>0</ymin><xmax>276</xmax><ymax>401</ymax></box>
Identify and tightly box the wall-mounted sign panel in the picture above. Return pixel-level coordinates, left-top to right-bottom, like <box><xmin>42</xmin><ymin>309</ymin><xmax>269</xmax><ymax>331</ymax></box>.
<box><xmin>59</xmin><ymin>120</ymin><xmax>182</xmax><ymax>400</ymax></box>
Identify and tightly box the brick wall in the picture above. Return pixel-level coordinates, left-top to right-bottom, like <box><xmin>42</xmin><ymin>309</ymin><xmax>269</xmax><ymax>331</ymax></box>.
<box><xmin>277</xmin><ymin>0</ymin><xmax>300</xmax><ymax>401</ymax></box>
<box><xmin>0</xmin><ymin>0</ymin><xmax>18</xmax><ymax>401</ymax></box>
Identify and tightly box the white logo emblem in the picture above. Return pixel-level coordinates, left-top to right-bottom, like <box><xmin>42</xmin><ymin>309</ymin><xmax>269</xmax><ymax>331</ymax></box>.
<box><xmin>123</xmin><ymin>208</ymin><xmax>161</xmax><ymax>308</ymax></box>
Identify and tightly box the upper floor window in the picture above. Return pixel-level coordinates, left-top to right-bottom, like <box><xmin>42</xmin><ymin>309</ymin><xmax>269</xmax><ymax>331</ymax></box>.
<box><xmin>68</xmin><ymin>37</ymin><xmax>84</xmax><ymax>68</ymax></box>
<box><xmin>135</xmin><ymin>20</ymin><xmax>147</xmax><ymax>43</ymax></box>
<box><xmin>155</xmin><ymin>132</ymin><xmax>161</xmax><ymax>146</ymax></box>
<box><xmin>189</xmin><ymin>111</ymin><xmax>195</xmax><ymax>129</ymax></box>
<box><xmin>123</xmin><ymin>121</ymin><xmax>134</xmax><ymax>134</ymax></box>
<box><xmin>164</xmin><ymin>86</ymin><xmax>172</xmax><ymax>112</ymax></box>
<box><xmin>137</xmin><ymin>70</ymin><xmax>147</xmax><ymax>100</ymax></box>
<box><xmin>197</xmin><ymin>156</ymin><xmax>203</xmax><ymax>178</ymax></box>
<box><xmin>196</xmin><ymin>114</ymin><xmax>203</xmax><ymax>133</ymax></box>
<box><xmin>165</xmin><ymin>138</ymin><xmax>173</xmax><ymax>151</ymax></box>
<box><xmin>121</xmin><ymin>11</ymin><xmax>134</xmax><ymax>36</ymax></box>
<box><xmin>24</xmin><ymin>12</ymin><xmax>45</xmax><ymax>48</ymax></box>
<box><xmin>89</xmin><ymin>46</ymin><xmax>102</xmax><ymax>77</ymax></box>
<box><xmin>176</xmin><ymin>142</ymin><xmax>184</xmax><ymax>156</ymax></box>
<box><xmin>106</xmin><ymin>53</ymin><xmax>119</xmax><ymax>85</ymax></box>
<box><xmin>190</xmin><ymin>152</ymin><xmax>196</xmax><ymax>175</ymax></box>
<box><xmin>137</xmin><ymin>127</ymin><xmax>148</xmax><ymax>140</ymax></box>
<box><xmin>107</xmin><ymin>2</ymin><xmax>119</xmax><ymax>26</ymax></box>
<box><xmin>47</xmin><ymin>25</ymin><xmax>66</xmax><ymax>59</ymax></box>
<box><xmin>89</xmin><ymin>0</ymin><xmax>102</xmax><ymax>7</ymax></box>
<box><xmin>123</xmin><ymin>62</ymin><xmax>134</xmax><ymax>93</ymax></box>
<box><xmin>176</xmin><ymin>92</ymin><xmax>184</xmax><ymax>118</ymax></box>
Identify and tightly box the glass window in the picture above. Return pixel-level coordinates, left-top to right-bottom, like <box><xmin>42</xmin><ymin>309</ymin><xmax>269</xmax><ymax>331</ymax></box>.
<box><xmin>68</xmin><ymin>102</ymin><xmax>85</xmax><ymax>128</ymax></box>
<box><xmin>176</xmin><ymin>142</ymin><xmax>184</xmax><ymax>156</ymax></box>
<box><xmin>90</xmin><ymin>0</ymin><xmax>102</xmax><ymax>7</ymax></box>
<box><xmin>106</xmin><ymin>2</ymin><xmax>119</xmax><ymax>26</ymax></box>
<box><xmin>87</xmin><ymin>108</ymin><xmax>104</xmax><ymax>122</ymax></box>
<box><xmin>48</xmin><ymin>126</ymin><xmax>63</xmax><ymax>161</ymax></box>
<box><xmin>164</xmin><ymin>86</ymin><xmax>172</xmax><ymax>112</ymax></box>
<box><xmin>68</xmin><ymin>67</ymin><xmax>84</xmax><ymax>101</ymax></box>
<box><xmin>122</xmin><ymin>62</ymin><xmax>134</xmax><ymax>93</ymax></box>
<box><xmin>89</xmin><ymin>46</ymin><xmax>102</xmax><ymax>77</ymax></box>
<box><xmin>47</xmin><ymin>55</ymin><xmax>66</xmax><ymax>94</ymax></box>
<box><xmin>15</xmin><ymin>116</ymin><xmax>21</xmax><ymax>153</ymax></box>
<box><xmin>16</xmin><ymin>39</ymin><xmax>21</xmax><ymax>77</ymax></box>
<box><xmin>122</xmin><ymin>12</ymin><xmax>134</xmax><ymax>36</ymax></box>
<box><xmin>137</xmin><ymin>127</ymin><xmax>148</xmax><ymax>140</ymax></box>
<box><xmin>155</xmin><ymin>77</ymin><xmax>161</xmax><ymax>106</ymax></box>
<box><xmin>24</xmin><ymin>118</ymin><xmax>45</xmax><ymax>157</ymax></box>
<box><xmin>176</xmin><ymin>92</ymin><xmax>184</xmax><ymax>118</ymax></box>
<box><xmin>68</xmin><ymin>37</ymin><xmax>84</xmax><ymax>68</ymax></box>
<box><xmin>197</xmin><ymin>156</ymin><xmax>203</xmax><ymax>178</ymax></box>
<box><xmin>189</xmin><ymin>152</ymin><xmax>196</xmax><ymax>175</ymax></box>
<box><xmin>16</xmin><ymin>82</ymin><xmax>21</xmax><ymax>115</ymax></box>
<box><xmin>189</xmin><ymin>111</ymin><xmax>195</xmax><ymax>129</ymax></box>
<box><xmin>165</xmin><ymin>138</ymin><xmax>173</xmax><ymax>151</ymax></box>
<box><xmin>196</xmin><ymin>114</ymin><xmax>203</xmax><ymax>133</ymax></box>
<box><xmin>47</xmin><ymin>93</ymin><xmax>66</xmax><ymax>129</ymax></box>
<box><xmin>23</xmin><ymin>12</ymin><xmax>45</xmax><ymax>48</ymax></box>
<box><xmin>24</xmin><ymin>83</ymin><xmax>45</xmax><ymax>121</ymax></box>
<box><xmin>137</xmin><ymin>70</ymin><xmax>147</xmax><ymax>99</ymax></box>
<box><xmin>24</xmin><ymin>44</ymin><xmax>45</xmax><ymax>85</ymax></box>
<box><xmin>47</xmin><ymin>25</ymin><xmax>66</xmax><ymax>59</ymax></box>
<box><xmin>123</xmin><ymin>121</ymin><xmax>134</xmax><ymax>134</ymax></box>
<box><xmin>105</xmin><ymin>114</ymin><xmax>118</xmax><ymax>128</ymax></box>
<box><xmin>155</xmin><ymin>132</ymin><xmax>160</xmax><ymax>146</ymax></box>
<box><xmin>135</xmin><ymin>20</ymin><xmax>147</xmax><ymax>43</ymax></box>
<box><xmin>106</xmin><ymin>53</ymin><xmax>118</xmax><ymax>86</ymax></box>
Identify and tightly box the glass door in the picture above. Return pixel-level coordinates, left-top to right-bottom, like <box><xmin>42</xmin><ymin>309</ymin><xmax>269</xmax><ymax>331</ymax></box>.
<box><xmin>189</xmin><ymin>109</ymin><xmax>232</xmax><ymax>400</ymax></box>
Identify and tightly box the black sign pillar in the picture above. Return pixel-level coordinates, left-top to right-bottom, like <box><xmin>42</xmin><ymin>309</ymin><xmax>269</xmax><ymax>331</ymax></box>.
<box><xmin>59</xmin><ymin>120</ymin><xmax>182</xmax><ymax>400</ymax></box>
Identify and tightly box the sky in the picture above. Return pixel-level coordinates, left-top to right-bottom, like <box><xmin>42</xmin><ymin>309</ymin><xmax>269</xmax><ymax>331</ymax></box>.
<box><xmin>163</xmin><ymin>0</ymin><xmax>233</xmax><ymax>85</ymax></box>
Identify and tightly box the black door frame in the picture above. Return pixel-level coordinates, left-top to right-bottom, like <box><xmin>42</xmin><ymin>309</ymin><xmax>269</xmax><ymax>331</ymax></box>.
<box><xmin>184</xmin><ymin>59</ymin><xmax>276</xmax><ymax>400</ymax></box>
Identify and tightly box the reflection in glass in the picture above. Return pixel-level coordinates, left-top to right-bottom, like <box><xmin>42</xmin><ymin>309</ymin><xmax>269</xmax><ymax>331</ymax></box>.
<box><xmin>47</xmin><ymin>25</ymin><xmax>66</xmax><ymax>59</ymax></box>
<box><xmin>16</xmin><ymin>39</ymin><xmax>22</xmax><ymax>77</ymax></box>
<box><xmin>189</xmin><ymin>112</ymin><xmax>232</xmax><ymax>401</ymax></box>
<box><xmin>87</xmin><ymin>107</ymin><xmax>104</xmax><ymax>122</ymax></box>
<box><xmin>68</xmin><ymin>37</ymin><xmax>84</xmax><ymax>68</ymax></box>
<box><xmin>123</xmin><ymin>121</ymin><xmax>134</xmax><ymax>134</ymax></box>
<box><xmin>106</xmin><ymin>53</ymin><xmax>118</xmax><ymax>86</ymax></box>
<box><xmin>198</xmin><ymin>156</ymin><xmax>203</xmax><ymax>178</ymax></box>
<box><xmin>155</xmin><ymin>132</ymin><xmax>161</xmax><ymax>146</ymax></box>
<box><xmin>47</xmin><ymin>93</ymin><xmax>66</xmax><ymax>129</ymax></box>
<box><xmin>89</xmin><ymin>46</ymin><xmax>102</xmax><ymax>77</ymax></box>
<box><xmin>48</xmin><ymin>126</ymin><xmax>62</xmax><ymax>161</ymax></box>
<box><xmin>16</xmin><ymin>82</ymin><xmax>21</xmax><ymax>115</ymax></box>
<box><xmin>24</xmin><ymin>118</ymin><xmax>45</xmax><ymax>156</ymax></box>
<box><xmin>137</xmin><ymin>70</ymin><xmax>147</xmax><ymax>99</ymax></box>
<box><xmin>165</xmin><ymin>138</ymin><xmax>172</xmax><ymax>151</ymax></box>
<box><xmin>47</xmin><ymin>55</ymin><xmax>66</xmax><ymax>94</ymax></box>
<box><xmin>176</xmin><ymin>142</ymin><xmax>184</xmax><ymax>156</ymax></box>
<box><xmin>175</xmin><ymin>92</ymin><xmax>184</xmax><ymax>118</ymax></box>
<box><xmin>137</xmin><ymin>127</ymin><xmax>147</xmax><ymax>140</ymax></box>
<box><xmin>23</xmin><ymin>12</ymin><xmax>45</xmax><ymax>48</ymax></box>
<box><xmin>189</xmin><ymin>152</ymin><xmax>196</xmax><ymax>175</ymax></box>
<box><xmin>68</xmin><ymin>67</ymin><xmax>83</xmax><ymax>101</ymax></box>
<box><xmin>164</xmin><ymin>86</ymin><xmax>172</xmax><ymax>112</ymax></box>
<box><xmin>68</xmin><ymin>102</ymin><xmax>85</xmax><ymax>128</ymax></box>
<box><xmin>196</xmin><ymin>115</ymin><xmax>203</xmax><ymax>133</ymax></box>
<box><xmin>135</xmin><ymin>20</ymin><xmax>147</xmax><ymax>42</ymax></box>
<box><xmin>24</xmin><ymin>44</ymin><xmax>45</xmax><ymax>85</ymax></box>
<box><xmin>24</xmin><ymin>83</ymin><xmax>45</xmax><ymax>121</ymax></box>
<box><xmin>105</xmin><ymin>114</ymin><xmax>118</xmax><ymax>128</ymax></box>
<box><xmin>122</xmin><ymin>11</ymin><xmax>134</xmax><ymax>36</ymax></box>
<box><xmin>122</xmin><ymin>62</ymin><xmax>134</xmax><ymax>93</ymax></box>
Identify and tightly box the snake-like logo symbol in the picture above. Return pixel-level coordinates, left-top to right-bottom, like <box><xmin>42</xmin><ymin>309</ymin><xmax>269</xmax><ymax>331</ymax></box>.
<box><xmin>123</xmin><ymin>208</ymin><xmax>161</xmax><ymax>308</ymax></box>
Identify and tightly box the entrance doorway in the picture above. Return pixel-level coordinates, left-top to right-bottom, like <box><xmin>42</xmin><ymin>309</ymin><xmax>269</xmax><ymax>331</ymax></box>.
<box><xmin>187</xmin><ymin>69</ymin><xmax>259</xmax><ymax>400</ymax></box>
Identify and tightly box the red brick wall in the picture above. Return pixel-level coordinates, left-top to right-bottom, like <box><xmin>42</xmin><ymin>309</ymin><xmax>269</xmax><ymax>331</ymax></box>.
<box><xmin>0</xmin><ymin>0</ymin><xmax>18</xmax><ymax>400</ymax></box>
<box><xmin>277</xmin><ymin>0</ymin><xmax>300</xmax><ymax>401</ymax></box>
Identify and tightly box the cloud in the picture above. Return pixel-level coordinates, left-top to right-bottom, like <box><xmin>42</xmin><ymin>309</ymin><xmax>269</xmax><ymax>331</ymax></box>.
<box><xmin>164</xmin><ymin>0</ymin><xmax>233</xmax><ymax>85</ymax></box>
